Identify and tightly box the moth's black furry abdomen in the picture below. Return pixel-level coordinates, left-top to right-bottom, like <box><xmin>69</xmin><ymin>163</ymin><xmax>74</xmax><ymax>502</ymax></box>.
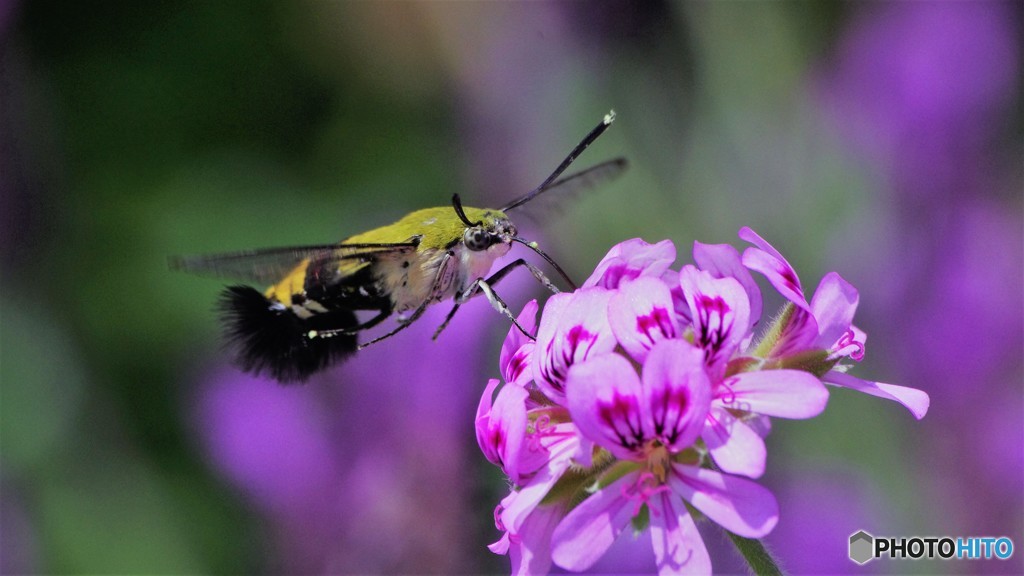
<box><xmin>218</xmin><ymin>286</ymin><xmax>357</xmax><ymax>383</ymax></box>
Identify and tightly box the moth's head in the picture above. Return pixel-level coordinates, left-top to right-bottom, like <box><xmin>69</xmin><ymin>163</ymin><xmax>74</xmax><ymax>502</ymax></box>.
<box><xmin>451</xmin><ymin>194</ymin><xmax>517</xmax><ymax>253</ymax></box>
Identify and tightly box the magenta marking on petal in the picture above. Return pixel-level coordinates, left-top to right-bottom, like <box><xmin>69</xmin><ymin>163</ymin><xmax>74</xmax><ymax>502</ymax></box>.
<box><xmin>484</xmin><ymin>425</ymin><xmax>507</xmax><ymax>468</ymax></box>
<box><xmin>603</xmin><ymin>263</ymin><xmax>641</xmax><ymax>288</ymax></box>
<box><xmin>539</xmin><ymin>345</ymin><xmax>567</xmax><ymax>396</ymax></box>
<box><xmin>542</xmin><ymin>324</ymin><xmax>598</xmax><ymax>394</ymax></box>
<box><xmin>505</xmin><ymin>347</ymin><xmax>532</xmax><ymax>383</ymax></box>
<box><xmin>566</xmin><ymin>325</ymin><xmax>596</xmax><ymax>357</ymax></box>
<box><xmin>694</xmin><ymin>294</ymin><xmax>736</xmax><ymax>364</ymax></box>
<box><xmin>635</xmin><ymin>306</ymin><xmax>676</xmax><ymax>347</ymax></box>
<box><xmin>778</xmin><ymin>262</ymin><xmax>802</xmax><ymax>295</ymax></box>
<box><xmin>697</xmin><ymin>295</ymin><xmax>732</xmax><ymax>341</ymax></box>
<box><xmin>698</xmin><ymin>294</ymin><xmax>730</xmax><ymax>316</ymax></box>
<box><xmin>597</xmin><ymin>392</ymin><xmax>646</xmax><ymax>452</ymax></box>
<box><xmin>540</xmin><ymin>341</ymin><xmax>562</xmax><ymax>391</ymax></box>
<box><xmin>649</xmin><ymin>383</ymin><xmax>692</xmax><ymax>446</ymax></box>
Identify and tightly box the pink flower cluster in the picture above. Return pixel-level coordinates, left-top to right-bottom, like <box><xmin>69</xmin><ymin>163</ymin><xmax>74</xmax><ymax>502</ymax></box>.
<box><xmin>476</xmin><ymin>228</ymin><xmax>929</xmax><ymax>574</ymax></box>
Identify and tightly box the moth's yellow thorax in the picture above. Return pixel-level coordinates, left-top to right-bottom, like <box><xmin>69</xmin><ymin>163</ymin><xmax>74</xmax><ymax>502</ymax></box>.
<box><xmin>263</xmin><ymin>205</ymin><xmax>514</xmax><ymax>313</ymax></box>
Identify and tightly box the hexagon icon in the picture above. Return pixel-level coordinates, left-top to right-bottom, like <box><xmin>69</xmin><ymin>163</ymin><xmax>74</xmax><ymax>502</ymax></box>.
<box><xmin>849</xmin><ymin>530</ymin><xmax>874</xmax><ymax>564</ymax></box>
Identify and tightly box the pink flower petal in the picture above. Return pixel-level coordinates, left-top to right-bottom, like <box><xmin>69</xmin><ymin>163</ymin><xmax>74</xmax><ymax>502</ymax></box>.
<box><xmin>608</xmin><ymin>276</ymin><xmax>681</xmax><ymax>364</ymax></box>
<box><xmin>738</xmin><ymin>227</ymin><xmax>790</xmax><ymax>269</ymax></box>
<box><xmin>810</xmin><ymin>272</ymin><xmax>860</xmax><ymax>351</ymax></box>
<box><xmin>745</xmin><ymin>225</ymin><xmax>798</xmax><ymax>274</ymax></box>
<box><xmin>703</xmin><ymin>407</ymin><xmax>767</xmax><ymax>478</ymax></box>
<box><xmin>571</xmin><ymin>433</ymin><xmax>596</xmax><ymax>469</ymax></box>
<box><xmin>694</xmin><ymin>241</ymin><xmax>763</xmax><ymax>333</ymax></box>
<box><xmin>533</xmin><ymin>288</ymin><xmax>617</xmax><ymax>403</ymax></box>
<box><xmin>823</xmin><ymin>371</ymin><xmax>930</xmax><ymax>419</ymax></box>
<box><xmin>739</xmin><ymin>227</ymin><xmax>809</xmax><ymax>311</ymax></box>
<box><xmin>532</xmin><ymin>292</ymin><xmax>571</xmax><ymax>374</ymax></box>
<box><xmin>508</xmin><ymin>504</ymin><xmax>563</xmax><ymax>576</ymax></box>
<box><xmin>500</xmin><ymin>300</ymin><xmax>539</xmax><ymax>387</ymax></box>
<box><xmin>476</xmin><ymin>379</ymin><xmax>500</xmax><ymax>422</ymax></box>
<box><xmin>491</xmin><ymin>386</ymin><xmax>528</xmax><ymax>463</ymax></box>
<box><xmin>669</xmin><ymin>464</ymin><xmax>779</xmax><ymax>538</ymax></box>
<box><xmin>488</xmin><ymin>531</ymin><xmax>510</xmax><ymax>555</ymax></box>
<box><xmin>852</xmin><ymin>324</ymin><xmax>867</xmax><ymax>345</ymax></box>
<box><xmin>660</xmin><ymin>268</ymin><xmax>694</xmax><ymax>326</ymax></box>
<box><xmin>500</xmin><ymin>300</ymin><xmax>538</xmax><ymax>372</ymax></box>
<box><xmin>723</xmin><ymin>370</ymin><xmax>830</xmax><ymax>419</ymax></box>
<box><xmin>502</xmin><ymin>435</ymin><xmax>579</xmax><ymax>532</ymax></box>
<box><xmin>565</xmin><ymin>353</ymin><xmax>649</xmax><ymax>460</ymax></box>
<box><xmin>641</xmin><ymin>340</ymin><xmax>712</xmax><ymax>453</ymax></box>
<box><xmin>649</xmin><ymin>491</ymin><xmax>712</xmax><ymax>575</ymax></box>
<box><xmin>679</xmin><ymin>266</ymin><xmax>751</xmax><ymax>377</ymax></box>
<box><xmin>505</xmin><ymin>342</ymin><xmax>536</xmax><ymax>388</ymax></box>
<box><xmin>475</xmin><ymin>379</ymin><xmax>504</xmax><ymax>467</ymax></box>
<box><xmin>494</xmin><ymin>384</ymin><xmax>551</xmax><ymax>483</ymax></box>
<box><xmin>551</xmin><ymin>471</ymin><xmax>640</xmax><ymax>571</ymax></box>
<box><xmin>583</xmin><ymin>238</ymin><xmax>677</xmax><ymax>290</ymax></box>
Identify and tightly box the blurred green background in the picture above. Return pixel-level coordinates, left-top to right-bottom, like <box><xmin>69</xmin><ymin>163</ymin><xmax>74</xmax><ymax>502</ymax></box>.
<box><xmin>2</xmin><ymin>1</ymin><xmax>1020</xmax><ymax>574</ymax></box>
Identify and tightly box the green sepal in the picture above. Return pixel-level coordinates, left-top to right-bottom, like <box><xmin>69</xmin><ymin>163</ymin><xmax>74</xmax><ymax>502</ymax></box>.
<box><xmin>751</xmin><ymin>303</ymin><xmax>795</xmax><ymax>359</ymax></box>
<box><xmin>777</xmin><ymin>349</ymin><xmax>837</xmax><ymax>378</ymax></box>
<box><xmin>540</xmin><ymin>464</ymin><xmax>592</xmax><ymax>508</ymax></box>
<box><xmin>726</xmin><ymin>530</ymin><xmax>784</xmax><ymax>576</ymax></box>
<box><xmin>594</xmin><ymin>460</ymin><xmax>643</xmax><ymax>489</ymax></box>
<box><xmin>751</xmin><ymin>303</ymin><xmax>841</xmax><ymax>377</ymax></box>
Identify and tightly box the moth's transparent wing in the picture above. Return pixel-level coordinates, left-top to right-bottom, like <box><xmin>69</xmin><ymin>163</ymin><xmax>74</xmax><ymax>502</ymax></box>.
<box><xmin>502</xmin><ymin>158</ymin><xmax>628</xmax><ymax>221</ymax></box>
<box><xmin>169</xmin><ymin>242</ymin><xmax>418</xmax><ymax>284</ymax></box>
<box><xmin>541</xmin><ymin>157</ymin><xmax>628</xmax><ymax>203</ymax></box>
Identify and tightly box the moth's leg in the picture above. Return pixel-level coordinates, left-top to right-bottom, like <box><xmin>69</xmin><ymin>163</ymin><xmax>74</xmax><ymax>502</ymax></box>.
<box><xmin>308</xmin><ymin>307</ymin><xmax>391</xmax><ymax>339</ymax></box>
<box><xmin>356</xmin><ymin>299</ymin><xmax>431</xmax><ymax>349</ymax></box>
<box><xmin>486</xmin><ymin>258</ymin><xmax>561</xmax><ymax>295</ymax></box>
<box><xmin>358</xmin><ymin>251</ymin><xmax>453</xmax><ymax>350</ymax></box>
<box><xmin>433</xmin><ymin>258</ymin><xmax>557</xmax><ymax>340</ymax></box>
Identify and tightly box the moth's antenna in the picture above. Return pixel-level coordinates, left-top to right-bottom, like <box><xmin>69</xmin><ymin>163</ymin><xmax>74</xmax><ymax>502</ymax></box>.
<box><xmin>452</xmin><ymin>193</ymin><xmax>482</xmax><ymax>227</ymax></box>
<box><xmin>512</xmin><ymin>236</ymin><xmax>577</xmax><ymax>291</ymax></box>
<box><xmin>501</xmin><ymin>110</ymin><xmax>617</xmax><ymax>212</ymax></box>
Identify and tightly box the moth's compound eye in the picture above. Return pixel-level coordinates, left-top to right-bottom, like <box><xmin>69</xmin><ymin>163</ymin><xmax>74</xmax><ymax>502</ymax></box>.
<box><xmin>464</xmin><ymin>228</ymin><xmax>491</xmax><ymax>251</ymax></box>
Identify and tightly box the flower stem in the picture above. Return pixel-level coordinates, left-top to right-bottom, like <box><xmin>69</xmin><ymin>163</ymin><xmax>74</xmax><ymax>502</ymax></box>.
<box><xmin>726</xmin><ymin>531</ymin><xmax>783</xmax><ymax>576</ymax></box>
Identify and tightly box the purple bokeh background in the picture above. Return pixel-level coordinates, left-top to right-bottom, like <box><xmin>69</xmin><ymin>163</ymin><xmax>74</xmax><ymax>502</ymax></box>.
<box><xmin>781</xmin><ymin>3</ymin><xmax>1022</xmax><ymax>572</ymax></box>
<box><xmin>195</xmin><ymin>298</ymin><xmax>497</xmax><ymax>573</ymax></box>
